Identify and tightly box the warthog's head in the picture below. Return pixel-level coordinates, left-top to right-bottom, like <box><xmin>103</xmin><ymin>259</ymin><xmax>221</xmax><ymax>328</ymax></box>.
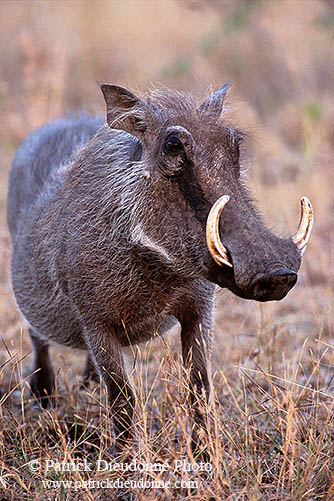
<box><xmin>101</xmin><ymin>84</ymin><xmax>313</xmax><ymax>302</ymax></box>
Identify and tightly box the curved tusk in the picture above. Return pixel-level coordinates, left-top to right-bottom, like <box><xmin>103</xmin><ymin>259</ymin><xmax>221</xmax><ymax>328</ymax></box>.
<box><xmin>206</xmin><ymin>195</ymin><xmax>233</xmax><ymax>268</ymax></box>
<box><xmin>292</xmin><ymin>196</ymin><xmax>314</xmax><ymax>255</ymax></box>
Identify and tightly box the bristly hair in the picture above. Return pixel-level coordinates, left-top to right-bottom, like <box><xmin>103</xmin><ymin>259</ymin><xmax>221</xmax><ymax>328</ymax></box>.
<box><xmin>140</xmin><ymin>86</ymin><xmax>234</xmax><ymax>129</ymax></box>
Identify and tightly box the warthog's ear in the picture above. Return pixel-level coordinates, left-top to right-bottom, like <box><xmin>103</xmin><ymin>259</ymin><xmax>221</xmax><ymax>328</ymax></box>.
<box><xmin>199</xmin><ymin>83</ymin><xmax>230</xmax><ymax>117</ymax></box>
<box><xmin>101</xmin><ymin>84</ymin><xmax>147</xmax><ymax>139</ymax></box>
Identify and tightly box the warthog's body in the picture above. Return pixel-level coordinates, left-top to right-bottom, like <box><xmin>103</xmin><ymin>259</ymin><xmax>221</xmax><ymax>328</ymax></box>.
<box><xmin>7</xmin><ymin>84</ymin><xmax>310</xmax><ymax>457</ymax></box>
<box><xmin>8</xmin><ymin>115</ymin><xmax>182</xmax><ymax>349</ymax></box>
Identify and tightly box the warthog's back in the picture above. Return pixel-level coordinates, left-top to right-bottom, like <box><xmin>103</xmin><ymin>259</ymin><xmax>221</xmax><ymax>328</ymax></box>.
<box><xmin>7</xmin><ymin>113</ymin><xmax>103</xmax><ymax>237</ymax></box>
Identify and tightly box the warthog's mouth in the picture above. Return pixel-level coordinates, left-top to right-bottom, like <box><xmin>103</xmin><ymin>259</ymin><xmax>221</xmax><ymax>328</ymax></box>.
<box><xmin>206</xmin><ymin>195</ymin><xmax>314</xmax><ymax>302</ymax></box>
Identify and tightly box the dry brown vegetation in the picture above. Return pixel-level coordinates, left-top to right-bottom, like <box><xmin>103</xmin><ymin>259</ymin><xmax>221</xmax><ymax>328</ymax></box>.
<box><xmin>0</xmin><ymin>1</ymin><xmax>333</xmax><ymax>500</ymax></box>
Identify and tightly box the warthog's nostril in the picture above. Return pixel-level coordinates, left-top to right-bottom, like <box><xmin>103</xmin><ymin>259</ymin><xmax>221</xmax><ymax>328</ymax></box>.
<box><xmin>250</xmin><ymin>268</ymin><xmax>297</xmax><ymax>302</ymax></box>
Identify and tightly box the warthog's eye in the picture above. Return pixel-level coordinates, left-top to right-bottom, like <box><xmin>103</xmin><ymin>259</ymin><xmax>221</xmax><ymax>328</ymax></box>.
<box><xmin>159</xmin><ymin>129</ymin><xmax>191</xmax><ymax>177</ymax></box>
<box><xmin>163</xmin><ymin>135</ymin><xmax>184</xmax><ymax>155</ymax></box>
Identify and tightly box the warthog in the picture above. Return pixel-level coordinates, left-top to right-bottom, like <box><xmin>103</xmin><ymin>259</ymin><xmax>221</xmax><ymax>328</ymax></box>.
<box><xmin>7</xmin><ymin>84</ymin><xmax>313</xmax><ymax>457</ymax></box>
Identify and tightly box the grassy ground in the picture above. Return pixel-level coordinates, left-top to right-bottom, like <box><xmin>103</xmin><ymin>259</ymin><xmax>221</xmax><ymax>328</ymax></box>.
<box><xmin>0</xmin><ymin>1</ymin><xmax>333</xmax><ymax>499</ymax></box>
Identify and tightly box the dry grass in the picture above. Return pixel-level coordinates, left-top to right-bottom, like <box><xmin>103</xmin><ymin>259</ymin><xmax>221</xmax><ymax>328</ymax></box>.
<box><xmin>0</xmin><ymin>1</ymin><xmax>333</xmax><ymax>499</ymax></box>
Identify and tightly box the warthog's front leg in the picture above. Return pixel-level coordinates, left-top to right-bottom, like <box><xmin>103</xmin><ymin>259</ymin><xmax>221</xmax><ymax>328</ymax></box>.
<box><xmin>178</xmin><ymin>300</ymin><xmax>213</xmax><ymax>458</ymax></box>
<box><xmin>83</xmin><ymin>326</ymin><xmax>135</xmax><ymax>457</ymax></box>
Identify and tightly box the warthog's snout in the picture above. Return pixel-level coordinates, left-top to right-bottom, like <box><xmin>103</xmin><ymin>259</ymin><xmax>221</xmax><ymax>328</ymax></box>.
<box><xmin>206</xmin><ymin>195</ymin><xmax>313</xmax><ymax>301</ymax></box>
<box><xmin>249</xmin><ymin>268</ymin><xmax>297</xmax><ymax>302</ymax></box>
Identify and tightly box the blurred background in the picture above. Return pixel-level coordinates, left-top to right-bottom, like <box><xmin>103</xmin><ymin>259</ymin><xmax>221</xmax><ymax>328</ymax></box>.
<box><xmin>0</xmin><ymin>1</ymin><xmax>333</xmax><ymax>497</ymax></box>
